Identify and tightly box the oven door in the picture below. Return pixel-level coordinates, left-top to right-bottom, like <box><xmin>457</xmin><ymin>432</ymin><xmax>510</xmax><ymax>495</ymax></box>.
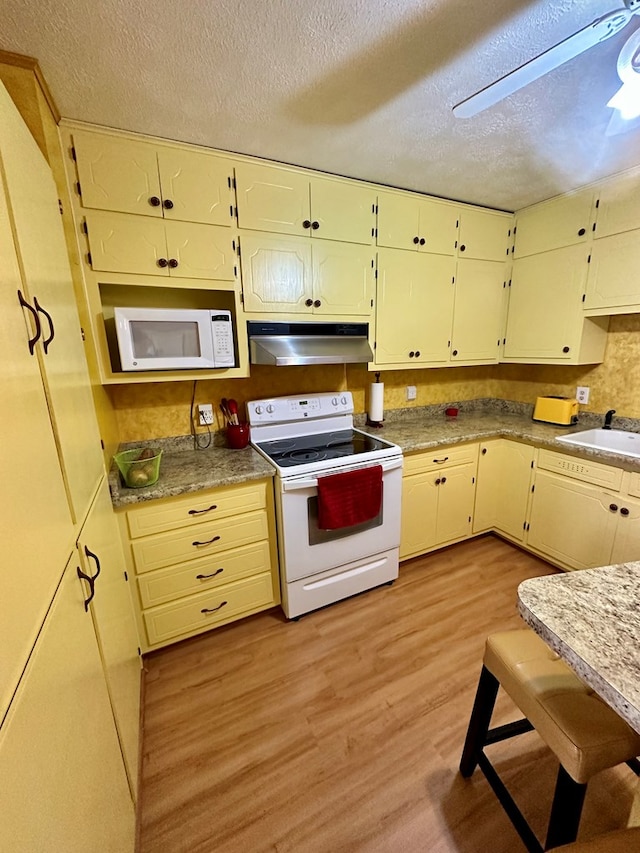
<box><xmin>277</xmin><ymin>457</ymin><xmax>403</xmax><ymax>581</ymax></box>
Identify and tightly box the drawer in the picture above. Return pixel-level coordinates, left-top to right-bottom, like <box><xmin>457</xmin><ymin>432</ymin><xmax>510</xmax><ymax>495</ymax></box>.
<box><xmin>125</xmin><ymin>480</ymin><xmax>269</xmax><ymax>539</ymax></box>
<box><xmin>143</xmin><ymin>572</ymin><xmax>277</xmax><ymax>645</ymax></box>
<box><xmin>403</xmin><ymin>443</ymin><xmax>478</xmax><ymax>476</ymax></box>
<box><xmin>537</xmin><ymin>449</ymin><xmax>623</xmax><ymax>491</ymax></box>
<box><xmin>137</xmin><ymin>540</ymin><xmax>273</xmax><ymax>608</ymax></box>
<box><xmin>132</xmin><ymin>509</ymin><xmax>269</xmax><ymax>574</ymax></box>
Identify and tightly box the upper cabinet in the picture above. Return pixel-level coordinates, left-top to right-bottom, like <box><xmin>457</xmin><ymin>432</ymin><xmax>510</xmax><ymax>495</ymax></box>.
<box><xmin>72</xmin><ymin>130</ymin><xmax>235</xmax><ymax>226</ymax></box>
<box><xmin>234</xmin><ymin>161</ymin><xmax>376</xmax><ymax>244</ymax></box>
<box><xmin>592</xmin><ymin>170</ymin><xmax>640</xmax><ymax>239</ymax></box>
<box><xmin>457</xmin><ymin>207</ymin><xmax>511</xmax><ymax>261</ymax></box>
<box><xmin>513</xmin><ymin>187</ymin><xmax>595</xmax><ymax>257</ymax></box>
<box><xmin>376</xmin><ymin>191</ymin><xmax>458</xmax><ymax>255</ymax></box>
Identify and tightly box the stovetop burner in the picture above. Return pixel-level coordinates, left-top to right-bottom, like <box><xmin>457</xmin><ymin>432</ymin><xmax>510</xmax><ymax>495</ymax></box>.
<box><xmin>256</xmin><ymin>428</ymin><xmax>392</xmax><ymax>468</ymax></box>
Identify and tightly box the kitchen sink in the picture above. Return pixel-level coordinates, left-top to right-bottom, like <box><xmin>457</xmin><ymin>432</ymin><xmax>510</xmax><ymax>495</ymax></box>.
<box><xmin>556</xmin><ymin>428</ymin><xmax>640</xmax><ymax>459</ymax></box>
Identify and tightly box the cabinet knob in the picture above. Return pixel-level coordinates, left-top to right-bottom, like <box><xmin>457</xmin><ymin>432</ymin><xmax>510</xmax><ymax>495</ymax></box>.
<box><xmin>413</xmin><ymin>236</ymin><xmax>419</xmax><ymax>245</ymax></box>
<box><xmin>311</xmin><ymin>220</ymin><xmax>320</xmax><ymax>230</ymax></box>
<box><xmin>419</xmin><ymin>238</ymin><xmax>425</xmax><ymax>246</ymax></box>
<box><xmin>452</xmin><ymin>349</ymin><xmax>458</xmax><ymax>356</ymax></box>
<box><xmin>481</xmin><ymin>448</ymin><xmax>487</xmax><ymax>455</ymax></box>
<box><xmin>415</xmin><ymin>350</ymin><xmax>421</xmax><ymax>357</ymax></box>
<box><xmin>163</xmin><ymin>198</ymin><xmax>174</xmax><ymax>210</ymax></box>
<box><xmin>459</xmin><ymin>244</ymin><xmax>466</xmax><ymax>252</ymax></box>
<box><xmin>149</xmin><ymin>196</ymin><xmax>161</xmax><ymax>207</ymax></box>
<box><xmin>305</xmin><ymin>298</ymin><xmax>313</xmax><ymax>307</ymax></box>
<box><xmin>435</xmin><ymin>478</ymin><xmax>441</xmax><ymax>485</ymax></box>
<box><xmin>157</xmin><ymin>258</ymin><xmax>168</xmax><ymax>268</ymax></box>
<box><xmin>313</xmin><ymin>299</ymin><xmax>321</xmax><ymax>308</ymax></box>
<box><xmin>609</xmin><ymin>503</ymin><xmax>618</xmax><ymax>513</ymax></box>
<box><xmin>620</xmin><ymin>507</ymin><xmax>630</xmax><ymax>517</ymax></box>
<box><xmin>578</xmin><ymin>228</ymin><xmax>586</xmax><ymax>236</ymax></box>
<box><xmin>441</xmin><ymin>476</ymin><xmax>447</xmax><ymax>484</ymax></box>
<box><xmin>562</xmin><ymin>346</ymin><xmax>570</xmax><ymax>353</ymax></box>
<box><xmin>302</xmin><ymin>220</ymin><xmax>311</xmax><ymax>229</ymax></box>
<box><xmin>409</xmin><ymin>351</ymin><xmax>415</xmax><ymax>358</ymax></box>
<box><xmin>168</xmin><ymin>258</ymin><xmax>179</xmax><ymax>268</ymax></box>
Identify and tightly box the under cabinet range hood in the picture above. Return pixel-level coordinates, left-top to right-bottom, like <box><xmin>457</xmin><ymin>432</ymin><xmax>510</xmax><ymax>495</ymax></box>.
<box><xmin>247</xmin><ymin>321</ymin><xmax>373</xmax><ymax>366</ymax></box>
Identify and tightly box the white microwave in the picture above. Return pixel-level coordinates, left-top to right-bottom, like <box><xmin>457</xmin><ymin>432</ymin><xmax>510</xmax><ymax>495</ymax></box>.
<box><xmin>114</xmin><ymin>307</ymin><xmax>235</xmax><ymax>371</ymax></box>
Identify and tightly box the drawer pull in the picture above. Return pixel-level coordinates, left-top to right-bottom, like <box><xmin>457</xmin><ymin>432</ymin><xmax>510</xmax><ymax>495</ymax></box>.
<box><xmin>188</xmin><ymin>504</ymin><xmax>218</xmax><ymax>515</ymax></box>
<box><xmin>433</xmin><ymin>457</ymin><xmax>449</xmax><ymax>463</ymax></box>
<box><xmin>196</xmin><ymin>568</ymin><xmax>224</xmax><ymax>580</ymax></box>
<box><xmin>201</xmin><ymin>601</ymin><xmax>227</xmax><ymax>615</ymax></box>
<box><xmin>192</xmin><ymin>535</ymin><xmax>221</xmax><ymax>547</ymax></box>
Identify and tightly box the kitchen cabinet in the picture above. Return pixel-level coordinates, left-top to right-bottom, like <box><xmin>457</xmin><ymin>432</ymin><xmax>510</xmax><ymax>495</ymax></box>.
<box><xmin>235</xmin><ymin>161</ymin><xmax>376</xmax><ymax>245</ymax></box>
<box><xmin>502</xmin><ymin>244</ymin><xmax>608</xmax><ymax>364</ymax></box>
<box><xmin>84</xmin><ymin>210</ymin><xmax>237</xmax><ymax>281</ymax></box>
<box><xmin>376</xmin><ymin>190</ymin><xmax>458</xmax><ymax>255</ymax></box>
<box><xmin>450</xmin><ymin>258</ymin><xmax>506</xmax><ymax>363</ymax></box>
<box><xmin>0</xmin><ymin>557</ymin><xmax>136</xmax><ymax>853</ymax></box>
<box><xmin>400</xmin><ymin>444</ymin><xmax>478</xmax><ymax>560</ymax></box>
<box><xmin>457</xmin><ymin>207</ymin><xmax>511</xmax><ymax>262</ymax></box>
<box><xmin>592</xmin><ymin>168</ymin><xmax>640</xmax><ymax>239</ymax></box>
<box><xmin>239</xmin><ymin>230</ymin><xmax>374</xmax><ymax>316</ymax></box>
<box><xmin>473</xmin><ymin>440</ymin><xmax>536</xmax><ymax>542</ymax></box>
<box><xmin>71</xmin><ymin>128</ymin><xmax>235</xmax><ymax>226</ymax></box>
<box><xmin>513</xmin><ymin>187</ymin><xmax>595</xmax><ymax>258</ymax></box>
<box><xmin>118</xmin><ymin>479</ymin><xmax>280</xmax><ymax>652</ymax></box>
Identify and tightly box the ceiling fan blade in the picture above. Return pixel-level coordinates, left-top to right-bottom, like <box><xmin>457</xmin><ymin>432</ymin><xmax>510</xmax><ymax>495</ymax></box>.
<box><xmin>453</xmin><ymin>8</ymin><xmax>634</xmax><ymax>118</ymax></box>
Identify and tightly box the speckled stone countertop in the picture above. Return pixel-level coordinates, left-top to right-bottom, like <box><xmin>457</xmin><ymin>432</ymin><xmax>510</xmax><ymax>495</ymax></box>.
<box><xmin>110</xmin><ymin>398</ymin><xmax>640</xmax><ymax>507</ymax></box>
<box><xmin>518</xmin><ymin>564</ymin><xmax>640</xmax><ymax>734</ymax></box>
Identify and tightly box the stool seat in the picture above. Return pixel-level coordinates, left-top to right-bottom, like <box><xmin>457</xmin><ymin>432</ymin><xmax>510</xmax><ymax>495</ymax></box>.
<box><xmin>485</xmin><ymin>630</ymin><xmax>640</xmax><ymax>784</ymax></box>
<box><xmin>549</xmin><ymin>826</ymin><xmax>640</xmax><ymax>851</ymax></box>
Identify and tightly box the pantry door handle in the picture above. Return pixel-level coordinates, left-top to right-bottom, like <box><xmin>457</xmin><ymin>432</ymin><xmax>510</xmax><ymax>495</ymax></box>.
<box><xmin>84</xmin><ymin>545</ymin><xmax>102</xmax><ymax>582</ymax></box>
<box><xmin>196</xmin><ymin>568</ymin><xmax>224</xmax><ymax>580</ymax></box>
<box><xmin>201</xmin><ymin>601</ymin><xmax>227</xmax><ymax>614</ymax></box>
<box><xmin>34</xmin><ymin>297</ymin><xmax>55</xmax><ymax>354</ymax></box>
<box><xmin>17</xmin><ymin>289</ymin><xmax>41</xmax><ymax>354</ymax></box>
<box><xmin>76</xmin><ymin>566</ymin><xmax>95</xmax><ymax>611</ymax></box>
<box><xmin>192</xmin><ymin>535</ymin><xmax>221</xmax><ymax>547</ymax></box>
<box><xmin>188</xmin><ymin>504</ymin><xmax>218</xmax><ymax>515</ymax></box>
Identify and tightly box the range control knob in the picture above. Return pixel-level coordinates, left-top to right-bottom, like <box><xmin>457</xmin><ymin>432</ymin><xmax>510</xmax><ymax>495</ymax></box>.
<box><xmin>332</xmin><ymin>397</ymin><xmax>339</xmax><ymax>406</ymax></box>
<box><xmin>266</xmin><ymin>404</ymin><xmax>275</xmax><ymax>414</ymax></box>
<box><xmin>255</xmin><ymin>405</ymin><xmax>263</xmax><ymax>415</ymax></box>
<box><xmin>340</xmin><ymin>395</ymin><xmax>348</xmax><ymax>405</ymax></box>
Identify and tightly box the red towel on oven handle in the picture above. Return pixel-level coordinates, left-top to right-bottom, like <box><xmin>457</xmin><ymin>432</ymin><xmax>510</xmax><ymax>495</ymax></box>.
<box><xmin>316</xmin><ymin>464</ymin><xmax>383</xmax><ymax>531</ymax></box>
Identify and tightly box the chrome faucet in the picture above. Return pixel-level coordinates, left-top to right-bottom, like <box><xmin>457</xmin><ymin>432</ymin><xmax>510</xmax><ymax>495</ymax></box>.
<box><xmin>603</xmin><ymin>409</ymin><xmax>616</xmax><ymax>430</ymax></box>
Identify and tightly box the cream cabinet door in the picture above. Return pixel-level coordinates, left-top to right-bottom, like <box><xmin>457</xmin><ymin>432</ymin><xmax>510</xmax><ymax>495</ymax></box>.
<box><xmin>166</xmin><ymin>220</ymin><xmax>236</xmax><ymax>280</ymax></box>
<box><xmin>400</xmin><ymin>472</ymin><xmax>439</xmax><ymax>559</ymax></box>
<box><xmin>85</xmin><ymin>210</ymin><xmax>169</xmax><ymax>276</ymax></box>
<box><xmin>435</xmin><ymin>462</ymin><xmax>476</xmax><ymax>545</ymax></box>
<box><xmin>235</xmin><ymin>162</ymin><xmax>310</xmax><ymax>235</ymax></box>
<box><xmin>610</xmin><ymin>495</ymin><xmax>640</xmax><ymax>564</ymax></box>
<box><xmin>593</xmin><ymin>170</ymin><xmax>640</xmax><ymax>239</ymax></box>
<box><xmin>0</xmin><ymin>85</ymin><xmax>103</xmax><ymax>525</ymax></box>
<box><xmin>451</xmin><ymin>258</ymin><xmax>505</xmax><ymax>363</ymax></box>
<box><xmin>375</xmin><ymin>248</ymin><xmax>455</xmax><ymax>365</ymax></box>
<box><xmin>457</xmin><ymin>208</ymin><xmax>511</xmax><ymax>261</ymax></box>
<box><xmin>527</xmin><ymin>471</ymin><xmax>618</xmax><ymax>569</ymax></box>
<box><xmin>312</xmin><ymin>240</ymin><xmax>374</xmax><ymax>316</ymax></box>
<box><xmin>239</xmin><ymin>232</ymin><xmax>312</xmax><ymax>313</ymax></box>
<box><xmin>514</xmin><ymin>188</ymin><xmax>595</xmax><ymax>257</ymax></box>
<box><xmin>584</xmin><ymin>229</ymin><xmax>640</xmax><ymax>311</ymax></box>
<box><xmin>0</xmin><ymin>166</ymin><xmax>75</xmax><ymax>723</ymax></box>
<box><xmin>77</xmin><ymin>479</ymin><xmax>141</xmax><ymax>801</ymax></box>
<box><xmin>310</xmin><ymin>177</ymin><xmax>376</xmax><ymax>245</ymax></box>
<box><xmin>0</xmin><ymin>558</ymin><xmax>135</xmax><ymax>853</ymax></box>
<box><xmin>503</xmin><ymin>244</ymin><xmax>588</xmax><ymax>360</ymax></box>
<box><xmin>157</xmin><ymin>148</ymin><xmax>234</xmax><ymax>227</ymax></box>
<box><xmin>377</xmin><ymin>190</ymin><xmax>457</xmax><ymax>255</ymax></box>
<box><xmin>473</xmin><ymin>440</ymin><xmax>535</xmax><ymax>540</ymax></box>
<box><xmin>73</xmin><ymin>130</ymin><xmax>162</xmax><ymax>217</ymax></box>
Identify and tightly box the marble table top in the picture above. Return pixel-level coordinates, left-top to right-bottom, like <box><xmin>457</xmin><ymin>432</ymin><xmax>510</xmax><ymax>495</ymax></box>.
<box><xmin>518</xmin><ymin>563</ymin><xmax>640</xmax><ymax>734</ymax></box>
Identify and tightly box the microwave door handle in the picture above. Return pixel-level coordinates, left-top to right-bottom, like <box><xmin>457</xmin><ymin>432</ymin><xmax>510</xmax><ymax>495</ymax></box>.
<box><xmin>281</xmin><ymin>456</ymin><xmax>403</xmax><ymax>492</ymax></box>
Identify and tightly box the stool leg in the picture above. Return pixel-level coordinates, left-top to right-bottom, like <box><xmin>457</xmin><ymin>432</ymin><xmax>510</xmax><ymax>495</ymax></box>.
<box><xmin>544</xmin><ymin>765</ymin><xmax>587</xmax><ymax>851</ymax></box>
<box><xmin>460</xmin><ymin>665</ymin><xmax>499</xmax><ymax>778</ymax></box>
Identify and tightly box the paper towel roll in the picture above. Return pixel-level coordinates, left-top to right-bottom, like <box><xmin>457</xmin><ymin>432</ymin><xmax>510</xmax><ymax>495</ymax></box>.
<box><xmin>368</xmin><ymin>381</ymin><xmax>384</xmax><ymax>423</ymax></box>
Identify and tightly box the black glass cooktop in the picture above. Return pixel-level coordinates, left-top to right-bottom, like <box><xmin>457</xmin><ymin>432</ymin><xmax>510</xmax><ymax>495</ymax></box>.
<box><xmin>256</xmin><ymin>428</ymin><xmax>393</xmax><ymax>468</ymax></box>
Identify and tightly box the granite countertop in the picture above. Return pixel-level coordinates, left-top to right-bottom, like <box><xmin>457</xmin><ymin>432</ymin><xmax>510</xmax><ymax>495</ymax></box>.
<box><xmin>518</xmin><ymin>564</ymin><xmax>640</xmax><ymax>734</ymax></box>
<box><xmin>110</xmin><ymin>398</ymin><xmax>640</xmax><ymax>507</ymax></box>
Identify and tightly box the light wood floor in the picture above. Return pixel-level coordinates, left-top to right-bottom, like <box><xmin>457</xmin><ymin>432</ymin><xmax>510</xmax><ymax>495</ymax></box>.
<box><xmin>138</xmin><ymin>535</ymin><xmax>637</xmax><ymax>852</ymax></box>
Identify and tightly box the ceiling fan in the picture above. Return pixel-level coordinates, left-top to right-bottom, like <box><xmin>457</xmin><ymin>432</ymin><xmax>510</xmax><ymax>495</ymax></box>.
<box><xmin>453</xmin><ymin>1</ymin><xmax>640</xmax><ymax>121</ymax></box>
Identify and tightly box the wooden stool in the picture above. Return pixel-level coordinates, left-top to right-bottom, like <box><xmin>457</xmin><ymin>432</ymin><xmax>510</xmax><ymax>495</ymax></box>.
<box><xmin>460</xmin><ymin>629</ymin><xmax>640</xmax><ymax>852</ymax></box>
<box><xmin>549</xmin><ymin>826</ymin><xmax>640</xmax><ymax>851</ymax></box>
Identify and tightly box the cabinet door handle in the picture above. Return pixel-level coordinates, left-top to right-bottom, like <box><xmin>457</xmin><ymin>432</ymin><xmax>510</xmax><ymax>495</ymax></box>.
<box><xmin>201</xmin><ymin>601</ymin><xmax>227</xmax><ymax>614</ymax></box>
<box><xmin>34</xmin><ymin>297</ymin><xmax>55</xmax><ymax>354</ymax></box>
<box><xmin>84</xmin><ymin>545</ymin><xmax>102</xmax><ymax>582</ymax></box>
<box><xmin>452</xmin><ymin>349</ymin><xmax>458</xmax><ymax>356</ymax></box>
<box><xmin>17</xmin><ymin>289</ymin><xmax>41</xmax><ymax>354</ymax></box>
<box><xmin>157</xmin><ymin>258</ymin><xmax>168</xmax><ymax>268</ymax></box>
<box><xmin>620</xmin><ymin>507</ymin><xmax>630</xmax><ymax>517</ymax></box>
<box><xmin>459</xmin><ymin>244</ymin><xmax>466</xmax><ymax>252</ymax></box>
<box><xmin>305</xmin><ymin>298</ymin><xmax>313</xmax><ymax>307</ymax></box>
<box><xmin>409</xmin><ymin>351</ymin><xmax>415</xmax><ymax>358</ymax></box>
<box><xmin>313</xmin><ymin>299</ymin><xmax>321</xmax><ymax>308</ymax></box>
<box><xmin>163</xmin><ymin>199</ymin><xmax>174</xmax><ymax>210</ymax></box>
<box><xmin>419</xmin><ymin>238</ymin><xmax>425</xmax><ymax>246</ymax></box>
<box><xmin>413</xmin><ymin>236</ymin><xmax>419</xmax><ymax>245</ymax></box>
<box><xmin>578</xmin><ymin>228</ymin><xmax>586</xmax><ymax>236</ymax></box>
<box><xmin>441</xmin><ymin>476</ymin><xmax>447</xmax><ymax>484</ymax></box>
<box><xmin>562</xmin><ymin>346</ymin><xmax>570</xmax><ymax>353</ymax></box>
<box><xmin>149</xmin><ymin>196</ymin><xmax>161</xmax><ymax>207</ymax></box>
<box><xmin>188</xmin><ymin>504</ymin><xmax>218</xmax><ymax>515</ymax></box>
<box><xmin>192</xmin><ymin>535</ymin><xmax>221</xmax><ymax>547</ymax></box>
<box><xmin>168</xmin><ymin>258</ymin><xmax>179</xmax><ymax>268</ymax></box>
<box><xmin>435</xmin><ymin>478</ymin><xmax>441</xmax><ymax>485</ymax></box>
<box><xmin>433</xmin><ymin>457</ymin><xmax>449</xmax><ymax>463</ymax></box>
<box><xmin>76</xmin><ymin>566</ymin><xmax>95</xmax><ymax>612</ymax></box>
<box><xmin>311</xmin><ymin>221</ymin><xmax>319</xmax><ymax>230</ymax></box>
<box><xmin>196</xmin><ymin>568</ymin><xmax>224</xmax><ymax>580</ymax></box>
<box><xmin>609</xmin><ymin>503</ymin><xmax>618</xmax><ymax>513</ymax></box>
<box><xmin>415</xmin><ymin>350</ymin><xmax>421</xmax><ymax>357</ymax></box>
<box><xmin>481</xmin><ymin>448</ymin><xmax>487</xmax><ymax>455</ymax></box>
<box><xmin>302</xmin><ymin>220</ymin><xmax>311</xmax><ymax>229</ymax></box>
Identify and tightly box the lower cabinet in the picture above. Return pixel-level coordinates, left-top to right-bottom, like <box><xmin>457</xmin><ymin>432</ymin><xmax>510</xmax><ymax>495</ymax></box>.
<box><xmin>118</xmin><ymin>478</ymin><xmax>280</xmax><ymax>652</ymax></box>
<box><xmin>473</xmin><ymin>439</ymin><xmax>535</xmax><ymax>542</ymax></box>
<box><xmin>400</xmin><ymin>444</ymin><xmax>478</xmax><ymax>560</ymax></box>
<box><xmin>0</xmin><ymin>555</ymin><xmax>136</xmax><ymax>852</ymax></box>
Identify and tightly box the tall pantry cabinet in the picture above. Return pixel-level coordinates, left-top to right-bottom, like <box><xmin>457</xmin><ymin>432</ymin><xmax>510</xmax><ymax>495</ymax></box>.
<box><xmin>0</xmin><ymin>79</ymin><xmax>139</xmax><ymax>851</ymax></box>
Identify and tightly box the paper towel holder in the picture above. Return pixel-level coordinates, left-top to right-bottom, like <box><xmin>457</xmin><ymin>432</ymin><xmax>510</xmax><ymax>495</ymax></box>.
<box><xmin>366</xmin><ymin>372</ymin><xmax>384</xmax><ymax>429</ymax></box>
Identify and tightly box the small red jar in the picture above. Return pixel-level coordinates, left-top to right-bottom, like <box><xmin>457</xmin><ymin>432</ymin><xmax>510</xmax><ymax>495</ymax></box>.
<box><xmin>226</xmin><ymin>423</ymin><xmax>250</xmax><ymax>449</ymax></box>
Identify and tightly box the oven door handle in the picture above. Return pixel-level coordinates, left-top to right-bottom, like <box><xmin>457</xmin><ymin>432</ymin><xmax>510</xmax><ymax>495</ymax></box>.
<box><xmin>281</xmin><ymin>456</ymin><xmax>403</xmax><ymax>492</ymax></box>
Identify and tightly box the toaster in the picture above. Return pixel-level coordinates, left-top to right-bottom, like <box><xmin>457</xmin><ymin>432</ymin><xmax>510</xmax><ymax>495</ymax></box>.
<box><xmin>532</xmin><ymin>396</ymin><xmax>579</xmax><ymax>426</ymax></box>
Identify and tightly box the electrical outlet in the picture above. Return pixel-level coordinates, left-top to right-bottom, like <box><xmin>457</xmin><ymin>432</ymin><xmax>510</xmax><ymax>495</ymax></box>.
<box><xmin>198</xmin><ymin>403</ymin><xmax>214</xmax><ymax>425</ymax></box>
<box><xmin>576</xmin><ymin>386</ymin><xmax>590</xmax><ymax>405</ymax></box>
<box><xmin>406</xmin><ymin>385</ymin><xmax>417</xmax><ymax>401</ymax></box>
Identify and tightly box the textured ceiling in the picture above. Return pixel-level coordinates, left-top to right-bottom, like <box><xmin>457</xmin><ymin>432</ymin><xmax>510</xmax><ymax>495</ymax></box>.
<box><xmin>2</xmin><ymin>0</ymin><xmax>640</xmax><ymax>211</ymax></box>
